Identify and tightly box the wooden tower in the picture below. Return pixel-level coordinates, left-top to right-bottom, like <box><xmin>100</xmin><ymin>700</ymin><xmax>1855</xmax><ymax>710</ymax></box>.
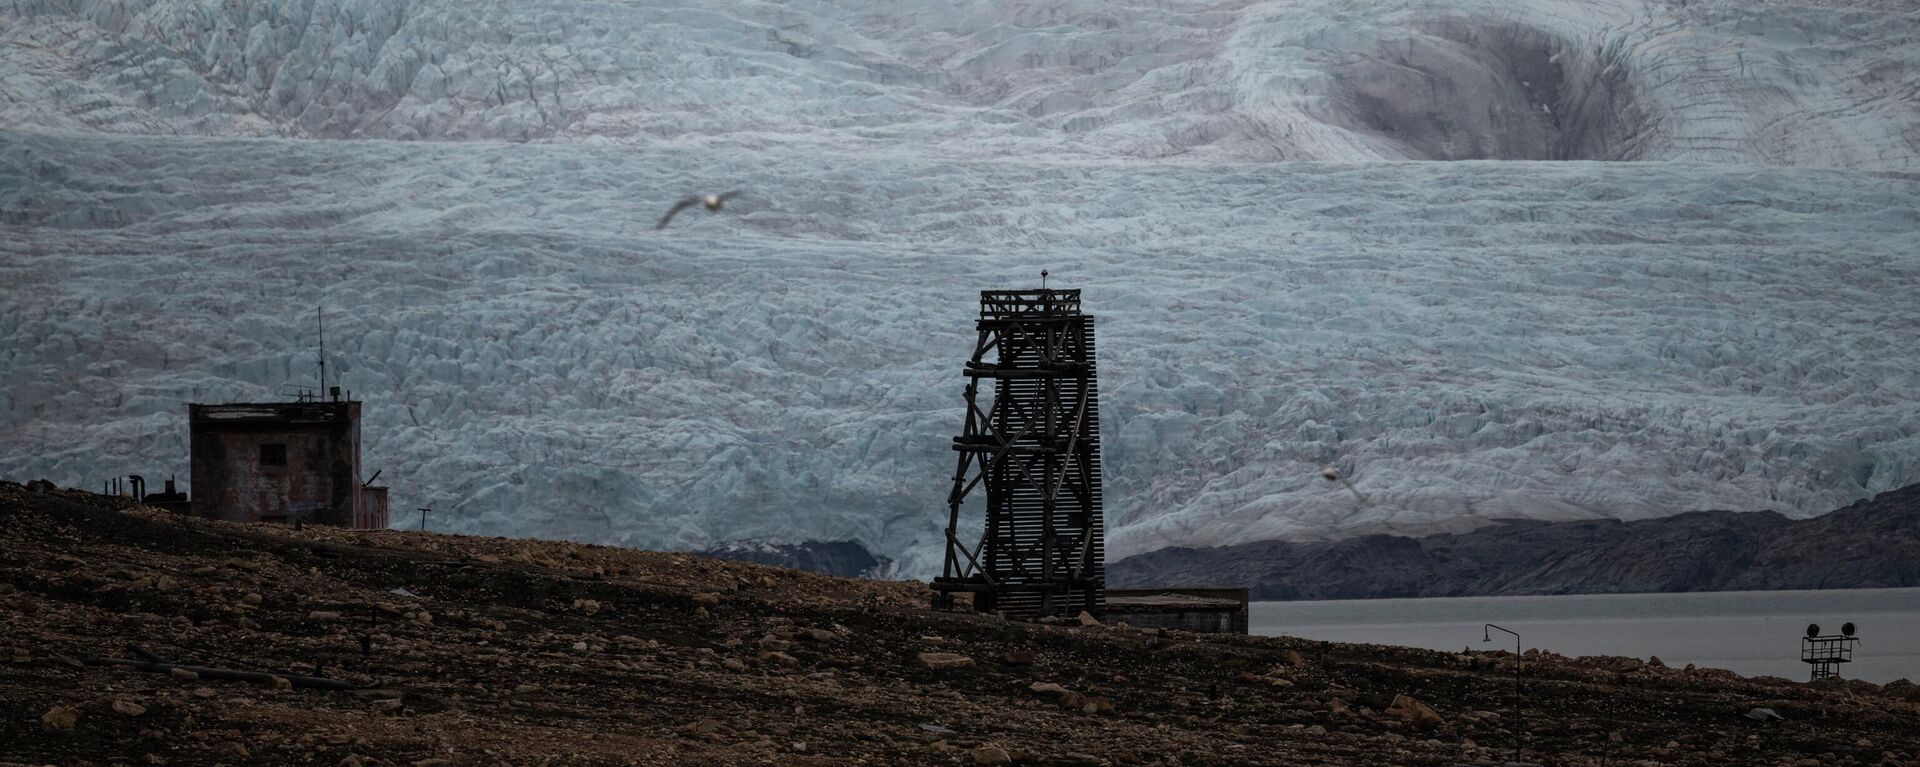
<box><xmin>933</xmin><ymin>287</ymin><xmax>1105</xmax><ymax>617</ymax></box>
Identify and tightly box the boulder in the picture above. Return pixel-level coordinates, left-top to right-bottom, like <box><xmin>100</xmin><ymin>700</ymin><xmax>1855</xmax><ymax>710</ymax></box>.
<box><xmin>1386</xmin><ymin>694</ymin><xmax>1445</xmax><ymax>730</ymax></box>
<box><xmin>41</xmin><ymin>705</ymin><xmax>78</xmax><ymax>733</ymax></box>
<box><xmin>917</xmin><ymin>652</ymin><xmax>975</xmax><ymax>670</ymax></box>
<box><xmin>971</xmin><ymin>744</ymin><xmax>1012</xmax><ymax>766</ymax></box>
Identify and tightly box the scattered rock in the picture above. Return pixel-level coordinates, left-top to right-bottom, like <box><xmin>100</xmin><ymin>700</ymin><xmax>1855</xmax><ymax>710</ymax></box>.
<box><xmin>917</xmin><ymin>652</ymin><xmax>975</xmax><ymax>670</ymax></box>
<box><xmin>971</xmin><ymin>743</ymin><xmax>1012</xmax><ymax>766</ymax></box>
<box><xmin>112</xmin><ymin>700</ymin><xmax>147</xmax><ymax>717</ymax></box>
<box><xmin>1386</xmin><ymin>694</ymin><xmax>1445</xmax><ymax>730</ymax></box>
<box><xmin>1077</xmin><ymin>611</ymin><xmax>1100</xmax><ymax>627</ymax></box>
<box><xmin>191</xmin><ymin>687</ymin><xmax>217</xmax><ymax>699</ymax></box>
<box><xmin>692</xmin><ymin>593</ymin><xmax>721</xmax><ymax>608</ymax></box>
<box><xmin>1286</xmin><ymin>649</ymin><xmax>1308</xmax><ymax>668</ymax></box>
<box><xmin>723</xmin><ymin>658</ymin><xmax>748</xmax><ymax>672</ymax></box>
<box><xmin>41</xmin><ymin>704</ymin><xmax>78</xmax><ymax>733</ymax></box>
<box><xmin>169</xmin><ymin>667</ymin><xmax>199</xmax><ymax>681</ymax></box>
<box><xmin>1002</xmin><ymin>650</ymin><xmax>1035</xmax><ymax>666</ymax></box>
<box><xmin>309</xmin><ymin>610</ymin><xmax>342</xmax><ymax>621</ymax></box>
<box><xmin>1237</xmin><ymin>670</ymin><xmax>1293</xmax><ymax>687</ymax></box>
<box><xmin>681</xmin><ymin>719</ymin><xmax>731</xmax><ymax>738</ymax></box>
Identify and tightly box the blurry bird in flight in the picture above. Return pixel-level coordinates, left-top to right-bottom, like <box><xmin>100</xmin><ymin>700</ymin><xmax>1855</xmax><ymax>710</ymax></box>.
<box><xmin>1321</xmin><ymin>466</ymin><xmax>1371</xmax><ymax>505</ymax></box>
<box><xmin>656</xmin><ymin>191</ymin><xmax>740</xmax><ymax>229</ymax></box>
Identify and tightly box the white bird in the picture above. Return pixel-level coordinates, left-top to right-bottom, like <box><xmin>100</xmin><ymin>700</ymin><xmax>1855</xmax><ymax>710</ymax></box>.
<box><xmin>656</xmin><ymin>191</ymin><xmax>740</xmax><ymax>229</ymax></box>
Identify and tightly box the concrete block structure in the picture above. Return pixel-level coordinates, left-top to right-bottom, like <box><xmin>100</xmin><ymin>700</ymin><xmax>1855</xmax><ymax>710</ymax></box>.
<box><xmin>188</xmin><ymin>400</ymin><xmax>385</xmax><ymax>528</ymax></box>
<box><xmin>1104</xmin><ymin>588</ymin><xmax>1250</xmax><ymax>634</ymax></box>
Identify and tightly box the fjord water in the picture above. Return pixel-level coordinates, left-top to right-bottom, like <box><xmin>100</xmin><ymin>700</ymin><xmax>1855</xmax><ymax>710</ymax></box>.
<box><xmin>1252</xmin><ymin>588</ymin><xmax>1920</xmax><ymax>683</ymax></box>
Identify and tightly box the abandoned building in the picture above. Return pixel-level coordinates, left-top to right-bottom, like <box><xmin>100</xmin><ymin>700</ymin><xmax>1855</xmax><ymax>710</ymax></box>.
<box><xmin>1105</xmin><ymin>588</ymin><xmax>1251</xmax><ymax>633</ymax></box>
<box><xmin>139</xmin><ymin>475</ymin><xmax>192</xmax><ymax>515</ymax></box>
<box><xmin>188</xmin><ymin>396</ymin><xmax>387</xmax><ymax>529</ymax></box>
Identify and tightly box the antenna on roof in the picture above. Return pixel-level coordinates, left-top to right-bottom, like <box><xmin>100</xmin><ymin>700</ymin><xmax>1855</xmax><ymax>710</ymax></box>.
<box><xmin>316</xmin><ymin>307</ymin><xmax>329</xmax><ymax>400</ymax></box>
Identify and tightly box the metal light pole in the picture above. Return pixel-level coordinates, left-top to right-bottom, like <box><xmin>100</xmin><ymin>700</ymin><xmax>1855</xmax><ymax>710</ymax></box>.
<box><xmin>1484</xmin><ymin>623</ymin><xmax>1522</xmax><ymax>763</ymax></box>
<box><xmin>417</xmin><ymin>507</ymin><xmax>430</xmax><ymax>532</ymax></box>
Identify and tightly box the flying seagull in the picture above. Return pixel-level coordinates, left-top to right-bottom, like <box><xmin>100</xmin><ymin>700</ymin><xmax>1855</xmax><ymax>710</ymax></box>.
<box><xmin>1320</xmin><ymin>467</ymin><xmax>1371</xmax><ymax>504</ymax></box>
<box><xmin>656</xmin><ymin>191</ymin><xmax>740</xmax><ymax>229</ymax></box>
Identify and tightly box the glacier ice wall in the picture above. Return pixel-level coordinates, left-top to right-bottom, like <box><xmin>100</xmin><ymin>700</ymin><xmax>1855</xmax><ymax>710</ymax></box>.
<box><xmin>3</xmin><ymin>0</ymin><xmax>1919</xmax><ymax>576</ymax></box>
<box><xmin>4</xmin><ymin>0</ymin><xmax>1918</xmax><ymax>165</ymax></box>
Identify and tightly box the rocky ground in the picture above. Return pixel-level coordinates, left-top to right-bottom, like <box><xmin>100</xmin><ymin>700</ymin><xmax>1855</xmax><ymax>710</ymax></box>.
<box><xmin>3</xmin><ymin>481</ymin><xmax>1917</xmax><ymax>767</ymax></box>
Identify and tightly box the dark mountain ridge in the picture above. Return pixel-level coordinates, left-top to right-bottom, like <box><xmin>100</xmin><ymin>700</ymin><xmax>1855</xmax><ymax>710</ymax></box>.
<box><xmin>1112</xmin><ymin>484</ymin><xmax>1920</xmax><ymax>600</ymax></box>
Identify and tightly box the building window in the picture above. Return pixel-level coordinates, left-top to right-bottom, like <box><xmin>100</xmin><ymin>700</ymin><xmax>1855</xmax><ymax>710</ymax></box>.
<box><xmin>259</xmin><ymin>443</ymin><xmax>287</xmax><ymax>466</ymax></box>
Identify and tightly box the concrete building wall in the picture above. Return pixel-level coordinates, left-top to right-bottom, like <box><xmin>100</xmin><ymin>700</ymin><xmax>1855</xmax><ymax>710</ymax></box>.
<box><xmin>1106</xmin><ymin>608</ymin><xmax>1244</xmax><ymax>634</ymax></box>
<box><xmin>189</xmin><ymin>402</ymin><xmax>365</xmax><ymax>527</ymax></box>
<box><xmin>1105</xmin><ymin>587</ymin><xmax>1250</xmax><ymax>634</ymax></box>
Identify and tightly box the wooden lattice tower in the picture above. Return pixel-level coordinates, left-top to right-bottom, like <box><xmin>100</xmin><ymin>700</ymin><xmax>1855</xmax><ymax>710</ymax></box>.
<box><xmin>932</xmin><ymin>288</ymin><xmax>1105</xmax><ymax>617</ymax></box>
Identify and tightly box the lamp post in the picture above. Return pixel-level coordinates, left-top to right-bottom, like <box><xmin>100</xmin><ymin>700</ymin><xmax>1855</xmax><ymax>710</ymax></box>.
<box><xmin>1484</xmin><ymin>623</ymin><xmax>1522</xmax><ymax>763</ymax></box>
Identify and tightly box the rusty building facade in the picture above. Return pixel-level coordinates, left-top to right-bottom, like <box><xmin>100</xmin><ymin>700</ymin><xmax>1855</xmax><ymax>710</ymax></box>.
<box><xmin>1104</xmin><ymin>588</ymin><xmax>1250</xmax><ymax>634</ymax></box>
<box><xmin>188</xmin><ymin>400</ymin><xmax>386</xmax><ymax>528</ymax></box>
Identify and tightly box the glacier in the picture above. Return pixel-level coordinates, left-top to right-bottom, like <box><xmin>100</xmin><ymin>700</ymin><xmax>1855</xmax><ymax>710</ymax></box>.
<box><xmin>2</xmin><ymin>0</ymin><xmax>1918</xmax><ymax>578</ymax></box>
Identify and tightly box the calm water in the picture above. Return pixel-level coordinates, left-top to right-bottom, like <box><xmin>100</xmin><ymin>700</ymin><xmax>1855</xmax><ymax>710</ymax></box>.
<box><xmin>1251</xmin><ymin>587</ymin><xmax>1920</xmax><ymax>683</ymax></box>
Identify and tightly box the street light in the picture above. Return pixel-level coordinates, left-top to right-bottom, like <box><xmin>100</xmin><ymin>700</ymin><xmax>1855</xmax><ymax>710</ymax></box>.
<box><xmin>1484</xmin><ymin>623</ymin><xmax>1523</xmax><ymax>763</ymax></box>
